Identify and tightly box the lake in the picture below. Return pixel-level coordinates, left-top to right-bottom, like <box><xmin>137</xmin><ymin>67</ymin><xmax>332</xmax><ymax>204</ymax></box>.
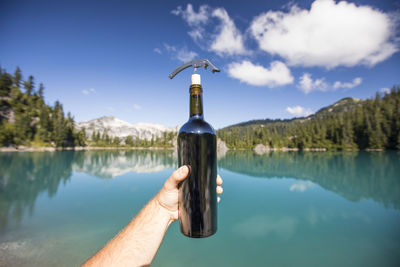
<box><xmin>0</xmin><ymin>150</ymin><xmax>399</xmax><ymax>266</ymax></box>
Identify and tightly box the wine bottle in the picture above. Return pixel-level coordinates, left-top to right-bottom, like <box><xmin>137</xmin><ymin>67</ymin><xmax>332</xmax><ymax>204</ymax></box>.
<box><xmin>178</xmin><ymin>74</ymin><xmax>217</xmax><ymax>238</ymax></box>
<box><xmin>169</xmin><ymin>59</ymin><xmax>220</xmax><ymax>238</ymax></box>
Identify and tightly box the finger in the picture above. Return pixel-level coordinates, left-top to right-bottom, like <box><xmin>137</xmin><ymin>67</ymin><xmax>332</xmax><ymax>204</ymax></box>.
<box><xmin>217</xmin><ymin>196</ymin><xmax>221</xmax><ymax>203</ymax></box>
<box><xmin>216</xmin><ymin>175</ymin><xmax>223</xmax><ymax>186</ymax></box>
<box><xmin>216</xmin><ymin>186</ymin><xmax>223</xmax><ymax>195</ymax></box>
<box><xmin>164</xmin><ymin>165</ymin><xmax>190</xmax><ymax>190</ymax></box>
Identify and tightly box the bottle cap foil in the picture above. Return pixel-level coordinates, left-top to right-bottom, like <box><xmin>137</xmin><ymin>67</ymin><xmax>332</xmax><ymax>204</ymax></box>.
<box><xmin>191</xmin><ymin>74</ymin><xmax>201</xmax><ymax>85</ymax></box>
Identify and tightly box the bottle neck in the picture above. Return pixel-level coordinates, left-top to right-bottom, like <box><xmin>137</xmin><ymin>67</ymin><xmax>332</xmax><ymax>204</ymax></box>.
<box><xmin>189</xmin><ymin>84</ymin><xmax>204</xmax><ymax>119</ymax></box>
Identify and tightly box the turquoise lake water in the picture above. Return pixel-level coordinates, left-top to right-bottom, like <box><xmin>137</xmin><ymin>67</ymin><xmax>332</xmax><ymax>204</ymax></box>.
<box><xmin>0</xmin><ymin>150</ymin><xmax>399</xmax><ymax>266</ymax></box>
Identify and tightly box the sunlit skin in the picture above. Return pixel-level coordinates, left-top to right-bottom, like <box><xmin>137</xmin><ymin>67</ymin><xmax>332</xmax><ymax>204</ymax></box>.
<box><xmin>83</xmin><ymin>165</ymin><xmax>223</xmax><ymax>267</ymax></box>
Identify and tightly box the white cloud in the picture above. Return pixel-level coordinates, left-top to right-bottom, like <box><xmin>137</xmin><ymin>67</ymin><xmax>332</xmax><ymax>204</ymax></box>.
<box><xmin>227</xmin><ymin>60</ymin><xmax>293</xmax><ymax>87</ymax></box>
<box><xmin>153</xmin><ymin>48</ymin><xmax>162</xmax><ymax>54</ymax></box>
<box><xmin>172</xmin><ymin>4</ymin><xmax>247</xmax><ymax>56</ymax></box>
<box><xmin>380</xmin><ymin>87</ymin><xmax>391</xmax><ymax>94</ymax></box>
<box><xmin>298</xmin><ymin>73</ymin><xmax>362</xmax><ymax>93</ymax></box>
<box><xmin>172</xmin><ymin>4</ymin><xmax>210</xmax><ymax>44</ymax></box>
<box><xmin>163</xmin><ymin>43</ymin><xmax>176</xmax><ymax>52</ymax></box>
<box><xmin>171</xmin><ymin>4</ymin><xmax>209</xmax><ymax>26</ymax></box>
<box><xmin>188</xmin><ymin>29</ymin><xmax>203</xmax><ymax>41</ymax></box>
<box><xmin>333</xmin><ymin>77</ymin><xmax>362</xmax><ymax>89</ymax></box>
<box><xmin>286</xmin><ymin>106</ymin><xmax>313</xmax><ymax>117</ymax></box>
<box><xmin>232</xmin><ymin>215</ymin><xmax>297</xmax><ymax>240</ymax></box>
<box><xmin>176</xmin><ymin>47</ymin><xmax>198</xmax><ymax>62</ymax></box>
<box><xmin>82</xmin><ymin>88</ymin><xmax>96</xmax><ymax>95</ymax></box>
<box><xmin>298</xmin><ymin>73</ymin><xmax>328</xmax><ymax>94</ymax></box>
<box><xmin>163</xmin><ymin>43</ymin><xmax>198</xmax><ymax>62</ymax></box>
<box><xmin>133</xmin><ymin>104</ymin><xmax>141</xmax><ymax>110</ymax></box>
<box><xmin>250</xmin><ymin>0</ymin><xmax>398</xmax><ymax>68</ymax></box>
<box><xmin>290</xmin><ymin>181</ymin><xmax>315</xmax><ymax>192</ymax></box>
<box><xmin>210</xmin><ymin>8</ymin><xmax>247</xmax><ymax>55</ymax></box>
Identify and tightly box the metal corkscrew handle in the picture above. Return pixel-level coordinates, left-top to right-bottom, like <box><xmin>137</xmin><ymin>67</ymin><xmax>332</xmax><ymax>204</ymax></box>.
<box><xmin>168</xmin><ymin>59</ymin><xmax>220</xmax><ymax>79</ymax></box>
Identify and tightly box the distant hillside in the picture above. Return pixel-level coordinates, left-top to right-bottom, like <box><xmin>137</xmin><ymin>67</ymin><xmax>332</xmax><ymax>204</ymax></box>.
<box><xmin>76</xmin><ymin>116</ymin><xmax>176</xmax><ymax>140</ymax></box>
<box><xmin>218</xmin><ymin>88</ymin><xmax>400</xmax><ymax>150</ymax></box>
<box><xmin>313</xmin><ymin>97</ymin><xmax>362</xmax><ymax>118</ymax></box>
<box><xmin>0</xmin><ymin>67</ymin><xmax>86</xmax><ymax>147</ymax></box>
<box><xmin>76</xmin><ymin>116</ymin><xmax>177</xmax><ymax>148</ymax></box>
<box><xmin>2</xmin><ymin>66</ymin><xmax>399</xmax><ymax>150</ymax></box>
<box><xmin>0</xmin><ymin>67</ymin><xmax>176</xmax><ymax>148</ymax></box>
<box><xmin>228</xmin><ymin>97</ymin><xmax>363</xmax><ymax>129</ymax></box>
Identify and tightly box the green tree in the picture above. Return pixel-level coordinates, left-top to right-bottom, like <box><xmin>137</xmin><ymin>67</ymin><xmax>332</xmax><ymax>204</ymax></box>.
<box><xmin>113</xmin><ymin>136</ymin><xmax>120</xmax><ymax>146</ymax></box>
<box><xmin>23</xmin><ymin>75</ymin><xmax>34</xmax><ymax>96</ymax></box>
<box><xmin>0</xmin><ymin>67</ymin><xmax>86</xmax><ymax>147</ymax></box>
<box><xmin>125</xmin><ymin>135</ymin><xmax>134</xmax><ymax>146</ymax></box>
<box><xmin>0</xmin><ymin>72</ymin><xmax>12</xmax><ymax>96</ymax></box>
<box><xmin>13</xmin><ymin>67</ymin><xmax>22</xmax><ymax>88</ymax></box>
<box><xmin>52</xmin><ymin>101</ymin><xmax>67</xmax><ymax>146</ymax></box>
<box><xmin>0</xmin><ymin>122</ymin><xmax>15</xmax><ymax>146</ymax></box>
<box><xmin>38</xmin><ymin>83</ymin><xmax>44</xmax><ymax>99</ymax></box>
<box><xmin>75</xmin><ymin>128</ymin><xmax>87</xmax><ymax>147</ymax></box>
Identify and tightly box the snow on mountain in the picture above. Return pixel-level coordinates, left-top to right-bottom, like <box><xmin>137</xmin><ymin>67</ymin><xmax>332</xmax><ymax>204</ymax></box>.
<box><xmin>76</xmin><ymin>116</ymin><xmax>176</xmax><ymax>140</ymax></box>
<box><xmin>73</xmin><ymin>151</ymin><xmax>176</xmax><ymax>178</ymax></box>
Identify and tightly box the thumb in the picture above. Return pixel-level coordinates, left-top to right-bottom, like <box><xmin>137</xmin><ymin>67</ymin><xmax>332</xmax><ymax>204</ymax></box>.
<box><xmin>164</xmin><ymin>165</ymin><xmax>190</xmax><ymax>190</ymax></box>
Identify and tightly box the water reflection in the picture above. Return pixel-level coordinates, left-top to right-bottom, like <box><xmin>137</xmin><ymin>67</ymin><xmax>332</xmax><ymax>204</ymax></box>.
<box><xmin>0</xmin><ymin>150</ymin><xmax>399</xmax><ymax>232</ymax></box>
<box><xmin>0</xmin><ymin>151</ymin><xmax>76</xmax><ymax>231</ymax></box>
<box><xmin>232</xmin><ymin>215</ymin><xmax>298</xmax><ymax>240</ymax></box>
<box><xmin>289</xmin><ymin>181</ymin><xmax>315</xmax><ymax>192</ymax></box>
<box><xmin>73</xmin><ymin>150</ymin><xmax>175</xmax><ymax>178</ymax></box>
<box><xmin>0</xmin><ymin>150</ymin><xmax>175</xmax><ymax>231</ymax></box>
<box><xmin>219</xmin><ymin>150</ymin><xmax>400</xmax><ymax>209</ymax></box>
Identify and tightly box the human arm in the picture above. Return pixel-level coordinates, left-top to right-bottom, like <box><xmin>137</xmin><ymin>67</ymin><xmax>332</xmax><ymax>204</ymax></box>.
<box><xmin>82</xmin><ymin>165</ymin><xmax>223</xmax><ymax>267</ymax></box>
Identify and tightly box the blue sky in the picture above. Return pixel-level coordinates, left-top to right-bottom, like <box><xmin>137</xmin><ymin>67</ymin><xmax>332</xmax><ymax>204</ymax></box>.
<box><xmin>1</xmin><ymin>0</ymin><xmax>399</xmax><ymax>129</ymax></box>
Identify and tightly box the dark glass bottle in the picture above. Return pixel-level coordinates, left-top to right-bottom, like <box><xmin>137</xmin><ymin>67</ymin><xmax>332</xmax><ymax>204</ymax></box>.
<box><xmin>178</xmin><ymin>80</ymin><xmax>217</xmax><ymax>238</ymax></box>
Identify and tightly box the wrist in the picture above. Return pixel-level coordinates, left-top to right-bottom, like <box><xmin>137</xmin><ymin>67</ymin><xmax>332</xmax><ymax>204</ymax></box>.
<box><xmin>153</xmin><ymin>195</ymin><xmax>176</xmax><ymax>225</ymax></box>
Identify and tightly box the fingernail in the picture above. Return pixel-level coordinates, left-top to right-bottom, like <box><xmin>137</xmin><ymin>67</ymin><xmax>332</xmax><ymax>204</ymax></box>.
<box><xmin>179</xmin><ymin>165</ymin><xmax>188</xmax><ymax>174</ymax></box>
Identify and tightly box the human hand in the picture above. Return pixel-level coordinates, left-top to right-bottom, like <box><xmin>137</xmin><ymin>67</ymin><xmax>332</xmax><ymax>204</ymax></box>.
<box><xmin>156</xmin><ymin>165</ymin><xmax>223</xmax><ymax>222</ymax></box>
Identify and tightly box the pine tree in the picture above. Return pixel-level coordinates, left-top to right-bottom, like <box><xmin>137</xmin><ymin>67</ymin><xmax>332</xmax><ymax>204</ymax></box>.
<box><xmin>96</xmin><ymin>131</ymin><xmax>101</xmax><ymax>142</ymax></box>
<box><xmin>52</xmin><ymin>101</ymin><xmax>66</xmax><ymax>146</ymax></box>
<box><xmin>0</xmin><ymin>72</ymin><xmax>12</xmax><ymax>96</ymax></box>
<box><xmin>36</xmin><ymin>105</ymin><xmax>51</xmax><ymax>142</ymax></box>
<box><xmin>64</xmin><ymin>112</ymin><xmax>75</xmax><ymax>146</ymax></box>
<box><xmin>125</xmin><ymin>135</ymin><xmax>133</xmax><ymax>146</ymax></box>
<box><xmin>91</xmin><ymin>131</ymin><xmax>96</xmax><ymax>142</ymax></box>
<box><xmin>397</xmin><ymin>132</ymin><xmax>400</xmax><ymax>150</ymax></box>
<box><xmin>38</xmin><ymin>83</ymin><xmax>44</xmax><ymax>99</ymax></box>
<box><xmin>13</xmin><ymin>67</ymin><xmax>22</xmax><ymax>88</ymax></box>
<box><xmin>0</xmin><ymin>67</ymin><xmax>88</xmax><ymax>147</ymax></box>
<box><xmin>113</xmin><ymin>136</ymin><xmax>120</xmax><ymax>146</ymax></box>
<box><xmin>74</xmin><ymin>128</ymin><xmax>87</xmax><ymax>147</ymax></box>
<box><xmin>24</xmin><ymin>75</ymin><xmax>34</xmax><ymax>96</ymax></box>
<box><xmin>0</xmin><ymin>121</ymin><xmax>15</xmax><ymax>146</ymax></box>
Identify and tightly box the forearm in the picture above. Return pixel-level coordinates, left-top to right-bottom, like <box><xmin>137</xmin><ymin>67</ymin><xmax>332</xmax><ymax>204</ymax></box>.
<box><xmin>83</xmin><ymin>195</ymin><xmax>173</xmax><ymax>267</ymax></box>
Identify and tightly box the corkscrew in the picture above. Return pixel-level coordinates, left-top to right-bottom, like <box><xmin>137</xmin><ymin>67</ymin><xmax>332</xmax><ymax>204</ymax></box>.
<box><xmin>168</xmin><ymin>59</ymin><xmax>220</xmax><ymax>79</ymax></box>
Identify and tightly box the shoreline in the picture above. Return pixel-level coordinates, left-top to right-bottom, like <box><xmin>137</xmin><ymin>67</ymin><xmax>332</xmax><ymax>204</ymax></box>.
<box><xmin>0</xmin><ymin>146</ymin><xmax>389</xmax><ymax>153</ymax></box>
<box><xmin>0</xmin><ymin>146</ymin><xmax>175</xmax><ymax>152</ymax></box>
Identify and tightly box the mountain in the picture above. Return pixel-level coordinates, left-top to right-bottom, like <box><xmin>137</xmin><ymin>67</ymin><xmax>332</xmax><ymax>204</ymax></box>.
<box><xmin>312</xmin><ymin>97</ymin><xmax>362</xmax><ymax>119</ymax></box>
<box><xmin>76</xmin><ymin>116</ymin><xmax>177</xmax><ymax>140</ymax></box>
<box><xmin>228</xmin><ymin>97</ymin><xmax>363</xmax><ymax>129</ymax></box>
<box><xmin>73</xmin><ymin>150</ymin><xmax>175</xmax><ymax>178</ymax></box>
<box><xmin>217</xmin><ymin>88</ymin><xmax>400</xmax><ymax>150</ymax></box>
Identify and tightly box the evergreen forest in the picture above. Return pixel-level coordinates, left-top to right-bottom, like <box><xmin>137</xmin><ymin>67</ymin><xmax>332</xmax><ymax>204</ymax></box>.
<box><xmin>218</xmin><ymin>86</ymin><xmax>400</xmax><ymax>150</ymax></box>
<box><xmin>0</xmin><ymin>67</ymin><xmax>175</xmax><ymax>148</ymax></box>
<box><xmin>0</xmin><ymin>67</ymin><xmax>86</xmax><ymax>147</ymax></box>
<box><xmin>1</xmin><ymin>67</ymin><xmax>399</xmax><ymax>150</ymax></box>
